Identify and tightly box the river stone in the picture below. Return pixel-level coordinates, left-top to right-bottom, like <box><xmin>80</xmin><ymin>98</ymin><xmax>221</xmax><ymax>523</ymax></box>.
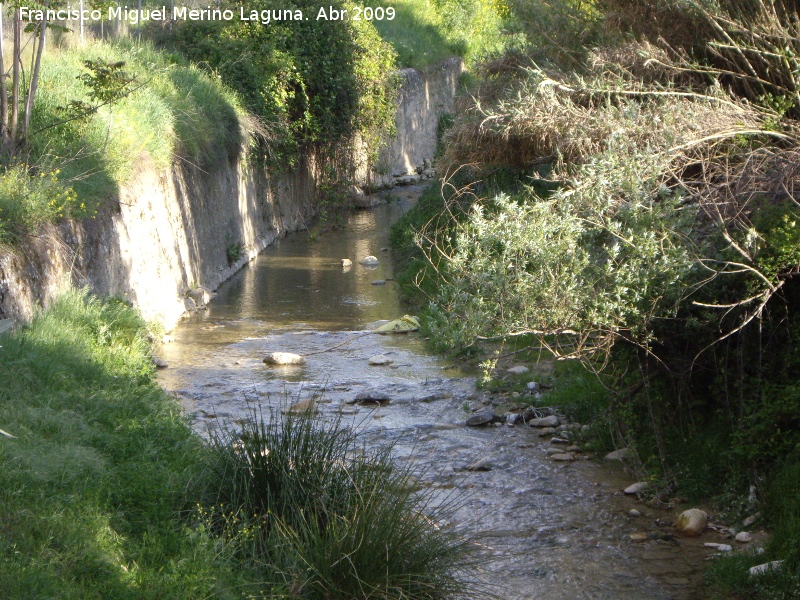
<box><xmin>151</xmin><ymin>356</ymin><xmax>168</xmax><ymax>368</ymax></box>
<box><xmin>630</xmin><ymin>532</ymin><xmax>649</xmax><ymax>542</ymax></box>
<box><xmin>677</xmin><ymin>508</ymin><xmax>708</xmax><ymax>537</ymax></box>
<box><xmin>735</xmin><ymin>531</ymin><xmax>752</xmax><ymax>543</ymax></box>
<box><xmin>464</xmin><ymin>458</ymin><xmax>493</xmax><ymax>471</ymax></box>
<box><xmin>749</xmin><ymin>561</ymin><xmax>784</xmax><ymax>577</ymax></box>
<box><xmin>507</xmin><ymin>365</ymin><xmax>530</xmax><ymax>375</ymax></box>
<box><xmin>538</xmin><ymin>427</ymin><xmax>557</xmax><ymax>437</ymax></box>
<box><xmin>550</xmin><ymin>437</ymin><xmax>570</xmax><ymax>445</ymax></box>
<box><xmin>352</xmin><ymin>391</ymin><xmax>392</xmax><ymax>405</ymax></box>
<box><xmin>341</xmin><ymin>258</ymin><xmax>353</xmax><ymax>267</ymax></box>
<box><xmin>629</xmin><ymin>509</ymin><xmax>643</xmax><ymax>517</ymax></box>
<box><xmin>526</xmin><ymin>381</ymin><xmax>539</xmax><ymax>392</ymax></box>
<box><xmin>371</xmin><ymin>280</ymin><xmax>386</xmax><ymax>286</ymax></box>
<box><xmin>367</xmin><ymin>354</ymin><xmax>393</xmax><ymax>366</ymax></box>
<box><xmin>743</xmin><ymin>513</ymin><xmax>761</xmax><ymax>527</ymax></box>
<box><xmin>605</xmin><ymin>448</ymin><xmax>631</xmax><ymax>461</ymax></box>
<box><xmin>263</xmin><ymin>352</ymin><xmax>307</xmax><ymax>366</ymax></box>
<box><xmin>466</xmin><ymin>411</ymin><xmax>495</xmax><ymax>427</ymax></box>
<box><xmin>550</xmin><ymin>452</ymin><xmax>576</xmax><ymax>461</ymax></box>
<box><xmin>528</xmin><ymin>415</ymin><xmax>560</xmax><ymax>428</ymax></box>
<box><xmin>359</xmin><ymin>255</ymin><xmax>380</xmax><ymax>266</ymax></box>
<box><xmin>704</xmin><ymin>543</ymin><xmax>733</xmax><ymax>552</ymax></box>
<box><xmin>625</xmin><ymin>482</ymin><xmax>649</xmax><ymax>495</ymax></box>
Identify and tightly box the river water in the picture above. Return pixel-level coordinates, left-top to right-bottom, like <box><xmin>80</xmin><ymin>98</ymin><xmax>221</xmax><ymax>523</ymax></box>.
<box><xmin>157</xmin><ymin>187</ymin><xmax>714</xmax><ymax>599</ymax></box>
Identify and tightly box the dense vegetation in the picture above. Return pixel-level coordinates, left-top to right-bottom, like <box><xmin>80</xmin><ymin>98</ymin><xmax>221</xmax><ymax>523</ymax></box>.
<box><xmin>0</xmin><ymin>290</ymin><xmax>474</xmax><ymax>597</ymax></box>
<box><xmin>392</xmin><ymin>1</ymin><xmax>800</xmax><ymax>596</ymax></box>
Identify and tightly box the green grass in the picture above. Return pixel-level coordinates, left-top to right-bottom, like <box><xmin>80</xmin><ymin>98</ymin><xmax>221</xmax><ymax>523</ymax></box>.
<box><xmin>373</xmin><ymin>0</ymin><xmax>510</xmax><ymax>69</ymax></box>
<box><xmin>0</xmin><ymin>289</ymin><xmax>244</xmax><ymax>597</ymax></box>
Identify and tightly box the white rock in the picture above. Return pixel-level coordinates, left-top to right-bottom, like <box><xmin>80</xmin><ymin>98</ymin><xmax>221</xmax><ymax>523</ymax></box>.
<box><xmin>624</xmin><ymin>482</ymin><xmax>649</xmax><ymax>495</ymax></box>
<box><xmin>526</xmin><ymin>381</ymin><xmax>539</xmax><ymax>392</ymax></box>
<box><xmin>359</xmin><ymin>256</ymin><xmax>379</xmax><ymax>266</ymax></box>
<box><xmin>507</xmin><ymin>366</ymin><xmax>529</xmax><ymax>375</ymax></box>
<box><xmin>629</xmin><ymin>509</ymin><xmax>642</xmax><ymax>517</ymax></box>
<box><xmin>677</xmin><ymin>508</ymin><xmax>708</xmax><ymax>537</ymax></box>
<box><xmin>743</xmin><ymin>513</ymin><xmax>761</xmax><ymax>527</ymax></box>
<box><xmin>704</xmin><ymin>543</ymin><xmax>733</xmax><ymax>552</ymax></box>
<box><xmin>367</xmin><ymin>354</ymin><xmax>393</xmax><ymax>366</ymax></box>
<box><xmin>528</xmin><ymin>415</ymin><xmax>560</xmax><ymax>428</ymax></box>
<box><xmin>263</xmin><ymin>352</ymin><xmax>307</xmax><ymax>366</ymax></box>
<box><xmin>749</xmin><ymin>561</ymin><xmax>784</xmax><ymax>577</ymax></box>
<box><xmin>550</xmin><ymin>453</ymin><xmax>576</xmax><ymax>461</ymax></box>
<box><xmin>736</xmin><ymin>531</ymin><xmax>752</xmax><ymax>543</ymax></box>
<box><xmin>605</xmin><ymin>448</ymin><xmax>630</xmax><ymax>461</ymax></box>
<box><xmin>341</xmin><ymin>258</ymin><xmax>353</xmax><ymax>268</ymax></box>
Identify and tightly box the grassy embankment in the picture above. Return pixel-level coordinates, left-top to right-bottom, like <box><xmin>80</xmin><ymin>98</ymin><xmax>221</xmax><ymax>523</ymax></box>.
<box><xmin>390</xmin><ymin>1</ymin><xmax>800</xmax><ymax>597</ymax></box>
<box><xmin>0</xmin><ymin>37</ymin><xmax>245</xmax><ymax>244</ymax></box>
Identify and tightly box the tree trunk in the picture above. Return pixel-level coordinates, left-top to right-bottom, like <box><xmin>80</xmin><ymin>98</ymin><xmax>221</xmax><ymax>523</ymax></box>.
<box><xmin>10</xmin><ymin>9</ymin><xmax>20</xmax><ymax>147</ymax></box>
<box><xmin>22</xmin><ymin>7</ymin><xmax>48</xmax><ymax>148</ymax></box>
<box><xmin>0</xmin><ymin>7</ymin><xmax>9</xmax><ymax>151</ymax></box>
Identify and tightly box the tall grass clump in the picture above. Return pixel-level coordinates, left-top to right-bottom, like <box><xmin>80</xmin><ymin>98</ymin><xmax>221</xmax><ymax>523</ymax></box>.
<box><xmin>200</xmin><ymin>408</ymin><xmax>478</xmax><ymax>599</ymax></box>
<box><xmin>0</xmin><ymin>289</ymin><xmax>244</xmax><ymax>597</ymax></box>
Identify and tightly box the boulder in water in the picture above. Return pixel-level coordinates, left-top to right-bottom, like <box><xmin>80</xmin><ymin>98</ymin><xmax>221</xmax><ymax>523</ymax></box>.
<box><xmin>359</xmin><ymin>256</ymin><xmax>379</xmax><ymax>266</ymax></box>
<box><xmin>263</xmin><ymin>352</ymin><xmax>306</xmax><ymax>366</ymax></box>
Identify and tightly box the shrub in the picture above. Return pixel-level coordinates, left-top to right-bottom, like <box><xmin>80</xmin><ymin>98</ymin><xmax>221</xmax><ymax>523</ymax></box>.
<box><xmin>0</xmin><ymin>165</ymin><xmax>80</xmax><ymax>244</ymax></box>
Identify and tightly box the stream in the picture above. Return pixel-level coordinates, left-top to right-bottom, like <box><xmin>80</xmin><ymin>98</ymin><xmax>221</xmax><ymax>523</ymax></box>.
<box><xmin>157</xmin><ymin>186</ymin><xmax>713</xmax><ymax>599</ymax></box>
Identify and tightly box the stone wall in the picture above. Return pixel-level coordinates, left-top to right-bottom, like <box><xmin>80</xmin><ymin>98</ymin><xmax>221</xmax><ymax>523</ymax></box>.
<box><xmin>0</xmin><ymin>59</ymin><xmax>461</xmax><ymax>330</ymax></box>
<box><xmin>371</xmin><ymin>57</ymin><xmax>463</xmax><ymax>186</ymax></box>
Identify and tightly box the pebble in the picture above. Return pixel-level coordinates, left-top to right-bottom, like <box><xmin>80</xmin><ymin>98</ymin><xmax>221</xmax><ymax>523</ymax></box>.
<box><xmin>341</xmin><ymin>258</ymin><xmax>353</xmax><ymax>267</ymax></box>
<box><xmin>538</xmin><ymin>427</ymin><xmax>557</xmax><ymax>437</ymax></box>
<box><xmin>371</xmin><ymin>280</ymin><xmax>386</xmax><ymax>286</ymax></box>
<box><xmin>735</xmin><ymin>531</ymin><xmax>752</xmax><ymax>543</ymax></box>
<box><xmin>359</xmin><ymin>256</ymin><xmax>379</xmax><ymax>266</ymax></box>
<box><xmin>550</xmin><ymin>437</ymin><xmax>570</xmax><ymax>445</ymax></box>
<box><xmin>151</xmin><ymin>356</ymin><xmax>168</xmax><ymax>368</ymax></box>
<box><xmin>629</xmin><ymin>532</ymin><xmax>649</xmax><ymax>542</ymax></box>
<box><xmin>743</xmin><ymin>513</ymin><xmax>761</xmax><ymax>527</ymax></box>
<box><xmin>624</xmin><ymin>482</ymin><xmax>649</xmax><ymax>495</ymax></box>
<box><xmin>367</xmin><ymin>354</ymin><xmax>393</xmax><ymax>366</ymax></box>
<box><xmin>629</xmin><ymin>509</ymin><xmax>642</xmax><ymax>517</ymax></box>
<box><xmin>526</xmin><ymin>381</ymin><xmax>539</xmax><ymax>392</ymax></box>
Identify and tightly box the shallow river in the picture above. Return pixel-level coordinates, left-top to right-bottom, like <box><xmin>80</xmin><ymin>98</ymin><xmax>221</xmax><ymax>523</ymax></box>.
<box><xmin>158</xmin><ymin>187</ymin><xmax>714</xmax><ymax>599</ymax></box>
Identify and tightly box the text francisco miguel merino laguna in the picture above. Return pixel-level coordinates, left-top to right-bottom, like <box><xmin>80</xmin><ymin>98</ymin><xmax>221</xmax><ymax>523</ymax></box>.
<box><xmin>17</xmin><ymin>5</ymin><xmax>368</xmax><ymax>26</ymax></box>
